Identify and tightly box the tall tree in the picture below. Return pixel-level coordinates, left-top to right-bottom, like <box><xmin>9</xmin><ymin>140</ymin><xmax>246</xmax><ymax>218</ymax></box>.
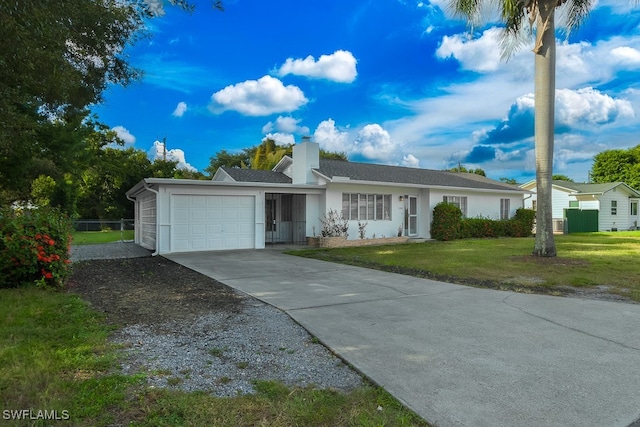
<box><xmin>450</xmin><ymin>0</ymin><xmax>596</xmax><ymax>257</ymax></box>
<box><xmin>447</xmin><ymin>165</ymin><xmax>487</xmax><ymax>176</ymax></box>
<box><xmin>590</xmin><ymin>145</ymin><xmax>640</xmax><ymax>189</ymax></box>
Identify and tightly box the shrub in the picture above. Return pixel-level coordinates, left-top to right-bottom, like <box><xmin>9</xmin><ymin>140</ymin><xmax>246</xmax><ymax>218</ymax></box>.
<box><xmin>509</xmin><ymin>208</ymin><xmax>535</xmax><ymax>237</ymax></box>
<box><xmin>0</xmin><ymin>207</ymin><xmax>73</xmax><ymax>289</ymax></box>
<box><xmin>431</xmin><ymin>202</ymin><xmax>462</xmax><ymax>241</ymax></box>
<box><xmin>319</xmin><ymin>209</ymin><xmax>349</xmax><ymax>237</ymax></box>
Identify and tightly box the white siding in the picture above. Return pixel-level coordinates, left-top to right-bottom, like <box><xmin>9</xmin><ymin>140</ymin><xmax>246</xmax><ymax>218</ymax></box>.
<box><xmin>598</xmin><ymin>190</ymin><xmax>630</xmax><ymax>231</ymax></box>
<box><xmin>325</xmin><ymin>184</ymin><xmax>411</xmax><ymax>239</ymax></box>
<box><xmin>138</xmin><ymin>192</ymin><xmax>156</xmax><ymax>251</ymax></box>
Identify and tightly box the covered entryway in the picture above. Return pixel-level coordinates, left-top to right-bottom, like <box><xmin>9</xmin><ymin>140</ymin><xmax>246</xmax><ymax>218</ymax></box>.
<box><xmin>171</xmin><ymin>194</ymin><xmax>255</xmax><ymax>252</ymax></box>
<box><xmin>265</xmin><ymin>193</ymin><xmax>306</xmax><ymax>245</ymax></box>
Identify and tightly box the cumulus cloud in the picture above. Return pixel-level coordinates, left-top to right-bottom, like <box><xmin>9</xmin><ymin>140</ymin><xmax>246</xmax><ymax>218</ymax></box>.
<box><xmin>354</xmin><ymin>124</ymin><xmax>398</xmax><ymax>161</ymax></box>
<box><xmin>610</xmin><ymin>46</ymin><xmax>640</xmax><ymax>66</ymax></box>
<box><xmin>277</xmin><ymin>50</ymin><xmax>358</xmax><ymax>83</ymax></box>
<box><xmin>263</xmin><ymin>132</ymin><xmax>296</xmax><ymax>146</ymax></box>
<box><xmin>477</xmin><ymin>87</ymin><xmax>634</xmax><ymax>145</ymax></box>
<box><xmin>313</xmin><ymin>119</ymin><xmax>350</xmax><ymax>153</ymax></box>
<box><xmin>112</xmin><ymin>126</ymin><xmax>136</xmax><ymax>145</ymax></box>
<box><xmin>148</xmin><ymin>140</ymin><xmax>196</xmax><ymax>172</ymax></box>
<box><xmin>172</xmin><ymin>101</ymin><xmax>187</xmax><ymax>117</ymax></box>
<box><xmin>436</xmin><ymin>28</ymin><xmax>503</xmax><ymax>72</ymax></box>
<box><xmin>262</xmin><ymin>116</ymin><xmax>310</xmax><ymax>135</ymax></box>
<box><xmin>402</xmin><ymin>154</ymin><xmax>420</xmax><ymax>168</ymax></box>
<box><xmin>556</xmin><ymin>87</ymin><xmax>635</xmax><ymax>127</ymax></box>
<box><xmin>209</xmin><ymin>75</ymin><xmax>308</xmax><ymax>116</ymax></box>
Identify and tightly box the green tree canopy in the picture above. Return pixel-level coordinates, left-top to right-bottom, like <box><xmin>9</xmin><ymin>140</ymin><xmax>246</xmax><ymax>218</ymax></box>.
<box><xmin>206</xmin><ymin>141</ymin><xmax>348</xmax><ymax>176</ymax></box>
<box><xmin>447</xmin><ymin>165</ymin><xmax>486</xmax><ymax>176</ymax></box>
<box><xmin>590</xmin><ymin>145</ymin><xmax>640</xmax><ymax>190</ymax></box>
<box><xmin>552</xmin><ymin>174</ymin><xmax>574</xmax><ymax>182</ymax></box>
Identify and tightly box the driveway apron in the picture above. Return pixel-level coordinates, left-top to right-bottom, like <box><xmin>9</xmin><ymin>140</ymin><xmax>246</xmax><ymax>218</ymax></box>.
<box><xmin>166</xmin><ymin>249</ymin><xmax>640</xmax><ymax>427</ymax></box>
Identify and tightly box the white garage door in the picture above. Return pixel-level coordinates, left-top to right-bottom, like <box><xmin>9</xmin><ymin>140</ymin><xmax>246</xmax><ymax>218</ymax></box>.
<box><xmin>171</xmin><ymin>194</ymin><xmax>255</xmax><ymax>252</ymax></box>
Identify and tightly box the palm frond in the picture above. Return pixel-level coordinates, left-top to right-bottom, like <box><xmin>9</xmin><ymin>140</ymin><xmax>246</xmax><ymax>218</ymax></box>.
<box><xmin>450</xmin><ymin>0</ymin><xmax>483</xmax><ymax>26</ymax></box>
<box><xmin>563</xmin><ymin>0</ymin><xmax>594</xmax><ymax>35</ymax></box>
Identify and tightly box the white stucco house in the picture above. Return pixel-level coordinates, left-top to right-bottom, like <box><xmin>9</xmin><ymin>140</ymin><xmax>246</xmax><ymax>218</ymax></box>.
<box><xmin>521</xmin><ymin>180</ymin><xmax>640</xmax><ymax>232</ymax></box>
<box><xmin>126</xmin><ymin>141</ymin><xmax>527</xmax><ymax>254</ymax></box>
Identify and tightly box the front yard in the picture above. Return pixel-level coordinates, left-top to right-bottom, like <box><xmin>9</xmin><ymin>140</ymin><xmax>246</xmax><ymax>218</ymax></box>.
<box><xmin>290</xmin><ymin>232</ymin><xmax>640</xmax><ymax>302</ymax></box>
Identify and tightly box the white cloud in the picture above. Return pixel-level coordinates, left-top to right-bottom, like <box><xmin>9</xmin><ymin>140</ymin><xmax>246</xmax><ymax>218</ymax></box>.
<box><xmin>148</xmin><ymin>140</ymin><xmax>196</xmax><ymax>172</ymax></box>
<box><xmin>611</xmin><ymin>46</ymin><xmax>640</xmax><ymax>66</ymax></box>
<box><xmin>209</xmin><ymin>75</ymin><xmax>308</xmax><ymax>116</ymax></box>
<box><xmin>112</xmin><ymin>126</ymin><xmax>136</xmax><ymax>145</ymax></box>
<box><xmin>262</xmin><ymin>116</ymin><xmax>310</xmax><ymax>135</ymax></box>
<box><xmin>263</xmin><ymin>133</ymin><xmax>296</xmax><ymax>146</ymax></box>
<box><xmin>144</xmin><ymin>0</ymin><xmax>165</xmax><ymax>16</ymax></box>
<box><xmin>172</xmin><ymin>101</ymin><xmax>187</xmax><ymax>117</ymax></box>
<box><xmin>556</xmin><ymin>87</ymin><xmax>635</xmax><ymax>127</ymax></box>
<box><xmin>402</xmin><ymin>154</ymin><xmax>420</xmax><ymax>168</ymax></box>
<box><xmin>354</xmin><ymin>124</ymin><xmax>399</xmax><ymax>161</ymax></box>
<box><xmin>278</xmin><ymin>50</ymin><xmax>358</xmax><ymax>83</ymax></box>
<box><xmin>436</xmin><ymin>28</ymin><xmax>504</xmax><ymax>73</ymax></box>
<box><xmin>313</xmin><ymin>119</ymin><xmax>350</xmax><ymax>153</ymax></box>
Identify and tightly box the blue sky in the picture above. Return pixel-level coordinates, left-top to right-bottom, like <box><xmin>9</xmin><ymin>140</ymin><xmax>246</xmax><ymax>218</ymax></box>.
<box><xmin>93</xmin><ymin>0</ymin><xmax>640</xmax><ymax>183</ymax></box>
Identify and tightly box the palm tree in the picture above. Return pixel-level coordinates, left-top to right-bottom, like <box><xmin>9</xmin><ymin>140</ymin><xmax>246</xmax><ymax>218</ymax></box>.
<box><xmin>449</xmin><ymin>0</ymin><xmax>594</xmax><ymax>257</ymax></box>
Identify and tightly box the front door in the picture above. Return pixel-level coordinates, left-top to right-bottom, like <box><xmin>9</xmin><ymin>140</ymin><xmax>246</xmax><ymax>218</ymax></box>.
<box><xmin>405</xmin><ymin>196</ymin><xmax>418</xmax><ymax>236</ymax></box>
<box><xmin>265</xmin><ymin>197</ymin><xmax>277</xmax><ymax>242</ymax></box>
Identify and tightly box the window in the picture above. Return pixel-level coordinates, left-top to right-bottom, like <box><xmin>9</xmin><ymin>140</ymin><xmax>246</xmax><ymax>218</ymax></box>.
<box><xmin>532</xmin><ymin>200</ymin><xmax>537</xmax><ymax>211</ymax></box>
<box><xmin>611</xmin><ymin>200</ymin><xmax>617</xmax><ymax>216</ymax></box>
<box><xmin>500</xmin><ymin>199</ymin><xmax>510</xmax><ymax>220</ymax></box>
<box><xmin>443</xmin><ymin>196</ymin><xmax>468</xmax><ymax>217</ymax></box>
<box><xmin>632</xmin><ymin>201</ymin><xmax>638</xmax><ymax>216</ymax></box>
<box><xmin>569</xmin><ymin>201</ymin><xmax>579</xmax><ymax>208</ymax></box>
<box><xmin>342</xmin><ymin>193</ymin><xmax>391</xmax><ymax>220</ymax></box>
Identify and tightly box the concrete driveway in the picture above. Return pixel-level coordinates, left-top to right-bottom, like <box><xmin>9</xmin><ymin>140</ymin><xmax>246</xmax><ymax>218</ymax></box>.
<box><xmin>166</xmin><ymin>249</ymin><xmax>640</xmax><ymax>427</ymax></box>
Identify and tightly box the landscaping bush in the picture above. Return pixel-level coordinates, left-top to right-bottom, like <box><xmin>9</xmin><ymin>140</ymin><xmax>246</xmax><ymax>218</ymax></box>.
<box><xmin>511</xmin><ymin>208</ymin><xmax>535</xmax><ymax>236</ymax></box>
<box><xmin>431</xmin><ymin>202</ymin><xmax>462</xmax><ymax>241</ymax></box>
<box><xmin>433</xmin><ymin>206</ymin><xmax>535</xmax><ymax>241</ymax></box>
<box><xmin>0</xmin><ymin>207</ymin><xmax>73</xmax><ymax>289</ymax></box>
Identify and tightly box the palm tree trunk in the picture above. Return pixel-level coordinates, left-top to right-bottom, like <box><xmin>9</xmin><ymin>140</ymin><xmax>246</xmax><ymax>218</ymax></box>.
<box><xmin>532</xmin><ymin>0</ymin><xmax>557</xmax><ymax>257</ymax></box>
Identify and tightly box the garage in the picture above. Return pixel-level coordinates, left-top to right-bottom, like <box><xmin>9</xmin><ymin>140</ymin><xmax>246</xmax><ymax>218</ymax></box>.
<box><xmin>171</xmin><ymin>194</ymin><xmax>255</xmax><ymax>252</ymax></box>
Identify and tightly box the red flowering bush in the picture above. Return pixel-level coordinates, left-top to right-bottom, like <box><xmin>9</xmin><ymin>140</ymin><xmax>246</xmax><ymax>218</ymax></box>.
<box><xmin>0</xmin><ymin>207</ymin><xmax>73</xmax><ymax>289</ymax></box>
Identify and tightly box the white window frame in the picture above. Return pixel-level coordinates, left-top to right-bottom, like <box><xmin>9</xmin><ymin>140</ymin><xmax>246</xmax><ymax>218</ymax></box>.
<box><xmin>500</xmin><ymin>198</ymin><xmax>510</xmax><ymax>220</ymax></box>
<box><xmin>611</xmin><ymin>200</ymin><xmax>618</xmax><ymax>216</ymax></box>
<box><xmin>342</xmin><ymin>193</ymin><xmax>392</xmax><ymax>221</ymax></box>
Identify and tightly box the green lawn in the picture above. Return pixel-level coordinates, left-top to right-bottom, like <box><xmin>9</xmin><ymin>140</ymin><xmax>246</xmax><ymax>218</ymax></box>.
<box><xmin>0</xmin><ymin>287</ymin><xmax>428</xmax><ymax>426</ymax></box>
<box><xmin>290</xmin><ymin>232</ymin><xmax>640</xmax><ymax>302</ymax></box>
<box><xmin>71</xmin><ymin>230</ymin><xmax>135</xmax><ymax>245</ymax></box>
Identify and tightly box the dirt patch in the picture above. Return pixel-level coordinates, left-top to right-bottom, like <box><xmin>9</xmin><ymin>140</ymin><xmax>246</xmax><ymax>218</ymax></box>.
<box><xmin>67</xmin><ymin>257</ymin><xmax>246</xmax><ymax>327</ymax></box>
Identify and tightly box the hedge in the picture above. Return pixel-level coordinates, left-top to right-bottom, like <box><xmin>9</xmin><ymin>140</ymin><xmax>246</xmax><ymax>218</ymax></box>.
<box><xmin>431</xmin><ymin>203</ymin><xmax>535</xmax><ymax>241</ymax></box>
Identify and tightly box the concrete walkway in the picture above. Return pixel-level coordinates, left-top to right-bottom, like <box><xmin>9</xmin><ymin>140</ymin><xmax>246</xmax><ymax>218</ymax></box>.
<box><xmin>166</xmin><ymin>249</ymin><xmax>640</xmax><ymax>427</ymax></box>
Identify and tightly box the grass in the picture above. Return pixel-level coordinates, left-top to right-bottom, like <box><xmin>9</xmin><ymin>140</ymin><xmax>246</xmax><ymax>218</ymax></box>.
<box><xmin>71</xmin><ymin>230</ymin><xmax>134</xmax><ymax>245</ymax></box>
<box><xmin>0</xmin><ymin>286</ymin><xmax>428</xmax><ymax>426</ymax></box>
<box><xmin>289</xmin><ymin>232</ymin><xmax>640</xmax><ymax>302</ymax></box>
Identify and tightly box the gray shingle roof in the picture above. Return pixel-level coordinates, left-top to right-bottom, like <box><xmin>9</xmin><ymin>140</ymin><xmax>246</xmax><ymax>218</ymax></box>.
<box><xmin>220</xmin><ymin>167</ymin><xmax>292</xmax><ymax>183</ymax></box>
<box><xmin>553</xmin><ymin>180</ymin><xmax>623</xmax><ymax>194</ymax></box>
<box><xmin>316</xmin><ymin>159</ymin><xmax>522</xmax><ymax>191</ymax></box>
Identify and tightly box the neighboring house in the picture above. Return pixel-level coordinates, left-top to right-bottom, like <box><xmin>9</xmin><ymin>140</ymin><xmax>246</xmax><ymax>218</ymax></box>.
<box><xmin>521</xmin><ymin>180</ymin><xmax>640</xmax><ymax>232</ymax></box>
<box><xmin>126</xmin><ymin>141</ymin><xmax>527</xmax><ymax>254</ymax></box>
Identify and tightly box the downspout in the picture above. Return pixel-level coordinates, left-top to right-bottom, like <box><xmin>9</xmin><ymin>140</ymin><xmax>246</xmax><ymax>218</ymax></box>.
<box><xmin>143</xmin><ymin>181</ymin><xmax>160</xmax><ymax>257</ymax></box>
